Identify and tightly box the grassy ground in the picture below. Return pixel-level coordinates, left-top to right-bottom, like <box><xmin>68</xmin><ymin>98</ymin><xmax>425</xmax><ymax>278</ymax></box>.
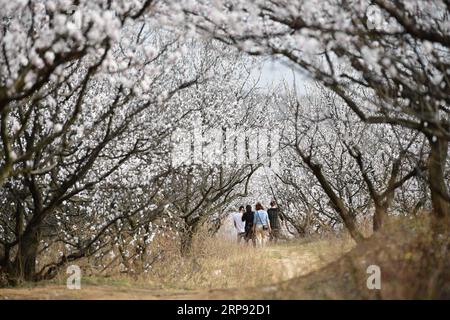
<box><xmin>1</xmin><ymin>217</ymin><xmax>448</xmax><ymax>299</ymax></box>
<box><xmin>0</xmin><ymin>237</ymin><xmax>354</xmax><ymax>299</ymax></box>
<box><xmin>235</xmin><ymin>217</ymin><xmax>450</xmax><ymax>299</ymax></box>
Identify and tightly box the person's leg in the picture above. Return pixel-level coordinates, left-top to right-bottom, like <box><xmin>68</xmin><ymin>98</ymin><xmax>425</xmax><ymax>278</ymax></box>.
<box><xmin>255</xmin><ymin>229</ymin><xmax>260</xmax><ymax>247</ymax></box>
<box><xmin>261</xmin><ymin>229</ymin><xmax>267</xmax><ymax>247</ymax></box>
<box><xmin>250</xmin><ymin>229</ymin><xmax>256</xmax><ymax>247</ymax></box>
<box><xmin>266</xmin><ymin>229</ymin><xmax>272</xmax><ymax>245</ymax></box>
<box><xmin>272</xmin><ymin>229</ymin><xmax>279</xmax><ymax>244</ymax></box>
<box><xmin>259</xmin><ymin>226</ymin><xmax>266</xmax><ymax>248</ymax></box>
<box><xmin>255</xmin><ymin>227</ymin><xmax>262</xmax><ymax>247</ymax></box>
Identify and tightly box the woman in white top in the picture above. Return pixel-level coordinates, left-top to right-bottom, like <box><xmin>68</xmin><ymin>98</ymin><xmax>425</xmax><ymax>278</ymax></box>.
<box><xmin>232</xmin><ymin>206</ymin><xmax>246</xmax><ymax>243</ymax></box>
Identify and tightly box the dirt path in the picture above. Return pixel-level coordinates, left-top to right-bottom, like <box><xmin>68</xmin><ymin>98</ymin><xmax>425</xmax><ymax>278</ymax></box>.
<box><xmin>0</xmin><ymin>240</ymin><xmax>353</xmax><ymax>300</ymax></box>
<box><xmin>0</xmin><ymin>285</ymin><xmax>212</xmax><ymax>300</ymax></box>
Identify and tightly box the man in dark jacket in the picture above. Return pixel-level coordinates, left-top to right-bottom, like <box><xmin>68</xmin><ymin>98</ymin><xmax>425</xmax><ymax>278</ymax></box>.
<box><xmin>268</xmin><ymin>200</ymin><xmax>283</xmax><ymax>243</ymax></box>
<box><xmin>242</xmin><ymin>205</ymin><xmax>256</xmax><ymax>247</ymax></box>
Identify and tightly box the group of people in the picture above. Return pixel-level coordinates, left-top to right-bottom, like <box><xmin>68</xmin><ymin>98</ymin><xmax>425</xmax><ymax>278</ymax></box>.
<box><xmin>232</xmin><ymin>200</ymin><xmax>283</xmax><ymax>247</ymax></box>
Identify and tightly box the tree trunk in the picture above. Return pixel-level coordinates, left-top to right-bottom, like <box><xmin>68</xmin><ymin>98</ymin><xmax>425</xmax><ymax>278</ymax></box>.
<box><xmin>308</xmin><ymin>163</ymin><xmax>365</xmax><ymax>242</ymax></box>
<box><xmin>339</xmin><ymin>206</ymin><xmax>365</xmax><ymax>242</ymax></box>
<box><xmin>373</xmin><ymin>204</ymin><xmax>386</xmax><ymax>232</ymax></box>
<box><xmin>12</xmin><ymin>228</ymin><xmax>40</xmax><ymax>281</ymax></box>
<box><xmin>297</xmin><ymin>149</ymin><xmax>366</xmax><ymax>242</ymax></box>
<box><xmin>180</xmin><ymin>217</ymin><xmax>203</xmax><ymax>256</ymax></box>
<box><xmin>427</xmin><ymin>136</ymin><xmax>450</xmax><ymax>223</ymax></box>
<box><xmin>180</xmin><ymin>231</ymin><xmax>194</xmax><ymax>256</ymax></box>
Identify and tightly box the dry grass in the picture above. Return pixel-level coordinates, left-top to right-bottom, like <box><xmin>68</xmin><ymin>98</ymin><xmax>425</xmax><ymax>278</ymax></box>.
<box><xmin>67</xmin><ymin>234</ymin><xmax>354</xmax><ymax>291</ymax></box>
<box><xmin>252</xmin><ymin>215</ymin><xmax>450</xmax><ymax>299</ymax></box>
<box><xmin>2</xmin><ymin>215</ymin><xmax>448</xmax><ymax>299</ymax></box>
<box><xmin>0</xmin><ymin>232</ymin><xmax>354</xmax><ymax>299</ymax></box>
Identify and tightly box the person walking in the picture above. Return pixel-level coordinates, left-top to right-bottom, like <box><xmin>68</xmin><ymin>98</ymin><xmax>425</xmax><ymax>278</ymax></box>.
<box><xmin>232</xmin><ymin>206</ymin><xmax>246</xmax><ymax>243</ymax></box>
<box><xmin>268</xmin><ymin>200</ymin><xmax>283</xmax><ymax>243</ymax></box>
<box><xmin>252</xmin><ymin>202</ymin><xmax>271</xmax><ymax>247</ymax></box>
<box><xmin>242</xmin><ymin>205</ymin><xmax>256</xmax><ymax>247</ymax></box>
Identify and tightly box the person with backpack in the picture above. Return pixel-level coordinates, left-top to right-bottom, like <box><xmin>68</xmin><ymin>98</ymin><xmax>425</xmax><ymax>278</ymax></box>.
<box><xmin>242</xmin><ymin>205</ymin><xmax>256</xmax><ymax>247</ymax></box>
<box><xmin>252</xmin><ymin>202</ymin><xmax>271</xmax><ymax>247</ymax></box>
